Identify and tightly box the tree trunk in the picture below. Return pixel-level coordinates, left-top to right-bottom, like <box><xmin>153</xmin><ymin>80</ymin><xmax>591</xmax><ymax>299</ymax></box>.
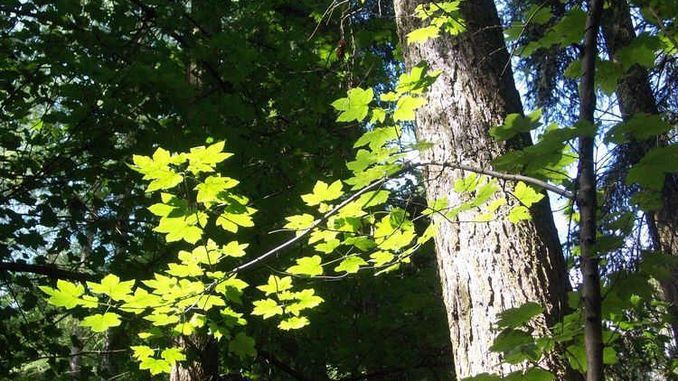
<box><xmin>576</xmin><ymin>1</ymin><xmax>605</xmax><ymax>380</ymax></box>
<box><xmin>170</xmin><ymin>336</ymin><xmax>221</xmax><ymax>381</ymax></box>
<box><xmin>394</xmin><ymin>0</ymin><xmax>571</xmax><ymax>378</ymax></box>
<box><xmin>170</xmin><ymin>2</ymin><xmax>222</xmax><ymax>380</ymax></box>
<box><xmin>69</xmin><ymin>332</ymin><xmax>82</xmax><ymax>380</ymax></box>
<box><xmin>601</xmin><ymin>0</ymin><xmax>678</xmax><ymax>341</ymax></box>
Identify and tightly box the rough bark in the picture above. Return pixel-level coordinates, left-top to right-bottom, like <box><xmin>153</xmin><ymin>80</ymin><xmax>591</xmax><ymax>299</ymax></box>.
<box><xmin>394</xmin><ymin>0</ymin><xmax>571</xmax><ymax>378</ymax></box>
<box><xmin>577</xmin><ymin>1</ymin><xmax>604</xmax><ymax>381</ymax></box>
<box><xmin>170</xmin><ymin>336</ymin><xmax>221</xmax><ymax>381</ymax></box>
<box><xmin>601</xmin><ymin>0</ymin><xmax>678</xmax><ymax>341</ymax></box>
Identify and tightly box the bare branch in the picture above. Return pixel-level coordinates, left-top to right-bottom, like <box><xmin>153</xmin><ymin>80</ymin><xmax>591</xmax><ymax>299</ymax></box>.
<box><xmin>0</xmin><ymin>262</ymin><xmax>94</xmax><ymax>282</ymax></box>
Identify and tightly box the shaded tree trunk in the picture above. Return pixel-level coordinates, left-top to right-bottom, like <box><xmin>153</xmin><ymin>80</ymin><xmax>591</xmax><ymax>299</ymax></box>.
<box><xmin>601</xmin><ymin>0</ymin><xmax>678</xmax><ymax>341</ymax></box>
<box><xmin>170</xmin><ymin>336</ymin><xmax>221</xmax><ymax>381</ymax></box>
<box><xmin>69</xmin><ymin>332</ymin><xmax>82</xmax><ymax>380</ymax></box>
<box><xmin>171</xmin><ymin>2</ymin><xmax>222</xmax><ymax>380</ymax></box>
<box><xmin>394</xmin><ymin>0</ymin><xmax>572</xmax><ymax>378</ymax></box>
<box><xmin>576</xmin><ymin>1</ymin><xmax>605</xmax><ymax>380</ymax></box>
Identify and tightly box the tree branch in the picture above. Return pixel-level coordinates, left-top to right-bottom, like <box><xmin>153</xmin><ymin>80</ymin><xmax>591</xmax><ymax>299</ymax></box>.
<box><xmin>0</xmin><ymin>262</ymin><xmax>94</xmax><ymax>282</ymax></box>
<box><xmin>257</xmin><ymin>350</ymin><xmax>314</xmax><ymax>381</ymax></box>
<box><xmin>225</xmin><ymin>160</ymin><xmax>572</xmax><ymax>276</ymax></box>
<box><xmin>227</xmin><ymin>169</ymin><xmax>392</xmax><ymax>275</ymax></box>
<box><xmin>420</xmin><ymin>162</ymin><xmax>574</xmax><ymax>199</ymax></box>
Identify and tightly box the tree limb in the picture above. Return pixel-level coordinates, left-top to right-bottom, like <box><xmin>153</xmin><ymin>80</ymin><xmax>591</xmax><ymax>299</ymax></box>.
<box><xmin>0</xmin><ymin>262</ymin><xmax>95</xmax><ymax>282</ymax></box>
<box><xmin>421</xmin><ymin>161</ymin><xmax>574</xmax><ymax>199</ymax></box>
<box><xmin>225</xmin><ymin>160</ymin><xmax>572</xmax><ymax>276</ymax></box>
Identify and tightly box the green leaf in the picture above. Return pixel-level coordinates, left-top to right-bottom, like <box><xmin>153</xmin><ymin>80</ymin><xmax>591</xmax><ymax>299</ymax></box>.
<box><xmin>370</xmin><ymin>251</ymin><xmax>395</xmax><ymax>267</ymax></box>
<box><xmin>257</xmin><ymin>276</ymin><xmax>293</xmax><ymax>296</ymax></box>
<box><xmin>496</xmin><ymin>302</ymin><xmax>544</xmax><ymax>329</ymax></box>
<box><xmin>565</xmin><ymin>59</ymin><xmax>623</xmax><ymax>95</ymax></box>
<box><xmin>81</xmin><ymin>312</ymin><xmax>122</xmax><ymax>332</ymax></box>
<box><xmin>490</xmin><ymin>110</ymin><xmax>542</xmax><ymax>141</ymax></box>
<box><xmin>278</xmin><ymin>316</ymin><xmax>310</xmax><ymax>330</ymax></box>
<box><xmin>309</xmin><ymin>229</ymin><xmax>339</xmax><ymax>245</ymax></box>
<box><xmin>314</xmin><ymin>238</ymin><xmax>341</xmax><ymax>254</ymax></box>
<box><xmin>513</xmin><ymin>182</ymin><xmax>544</xmax><ymax>207</ymax></box>
<box><xmin>131</xmin><ymin>148</ymin><xmax>185</xmax><ymax>193</ymax></box>
<box><xmin>252</xmin><ymin>298</ymin><xmax>283</xmax><ymax>319</ymax></box>
<box><xmin>489</xmin><ymin>328</ymin><xmax>534</xmax><ymax>353</ymax></box>
<box><xmin>154</xmin><ymin>211</ymin><xmax>207</xmax><ymax>244</ymax></box>
<box><xmin>334</xmin><ymin>256</ymin><xmax>368</xmax><ymax>274</ymax></box>
<box><xmin>393</xmin><ymin>95</ymin><xmax>426</xmax><ymax>122</ymax></box>
<box><xmin>87</xmin><ymin>274</ymin><xmax>134</xmax><ymax>301</ymax></box>
<box><xmin>603</xmin><ymin>346</ymin><xmax>618</xmax><ymax>365</ymax></box>
<box><xmin>216</xmin><ymin>203</ymin><xmax>256</xmax><ymax>233</ymax></box>
<box><xmin>380</xmin><ymin>92</ymin><xmax>398</xmax><ymax>102</ymax></box>
<box><xmin>143</xmin><ymin>313</ymin><xmax>180</xmax><ymax>326</ymax></box>
<box><xmin>374</xmin><ymin>214</ymin><xmax>416</xmax><ymax>251</ymax></box>
<box><xmin>417</xmin><ymin>223</ymin><xmax>438</xmax><ymax>245</ymax></box>
<box><xmin>631</xmin><ymin>190</ymin><xmax>662</xmax><ymax>211</ymax></box>
<box><xmin>139</xmin><ymin>357</ymin><xmax>172</xmax><ymax>375</ymax></box>
<box><xmin>521</xmin><ymin>8</ymin><xmax>586</xmax><ymax>56</ymax></box>
<box><xmin>396</xmin><ymin>63</ymin><xmax>441</xmax><ymax>94</ymax></box>
<box><xmin>423</xmin><ymin>198</ymin><xmax>449</xmax><ymax>216</ymax></box>
<box><xmin>566</xmin><ymin>343</ymin><xmax>587</xmax><ymax>372</ymax></box>
<box><xmin>221</xmin><ymin>307</ymin><xmax>247</xmax><ymax>327</ymax></box>
<box><xmin>195</xmin><ymin>175</ymin><xmax>239</xmax><ymax>205</ymax></box>
<box><xmin>161</xmin><ymin>347</ymin><xmax>186</xmax><ymax>365</ymax></box>
<box><xmin>146</xmin><ymin>170</ymin><xmax>183</xmax><ymax>193</ymax></box>
<box><xmin>606</xmin><ymin>113</ymin><xmax>671</xmax><ymax>144</ymax></box>
<box><xmin>353</xmin><ymin>127</ymin><xmax>401</xmax><ymax>151</ymax></box>
<box><xmin>616</xmin><ymin>33</ymin><xmax>660</xmax><ymax>70</ymax></box>
<box><xmin>287</xmin><ymin>289</ymin><xmax>323</xmax><ymax>315</ymax></box>
<box><xmin>222</xmin><ymin>241</ymin><xmax>248</xmax><ymax>257</ymax></box>
<box><xmin>121</xmin><ymin>288</ymin><xmax>162</xmax><ymax>314</ymax></box>
<box><xmin>167</xmin><ymin>262</ymin><xmax>203</xmax><ymax>277</ymax></box>
<box><xmin>287</xmin><ymin>256</ymin><xmax>323</xmax><ymax>277</ymax></box>
<box><xmin>194</xmin><ymin>294</ymin><xmax>226</xmax><ymax>311</ymax></box>
<box><xmin>508</xmin><ymin>206</ymin><xmax>531</xmax><ymax>223</ymax></box>
<box><xmin>215</xmin><ymin>276</ymin><xmax>249</xmax><ymax>300</ymax></box>
<box><xmin>407</xmin><ymin>25</ymin><xmax>440</xmax><ymax>44</ymax></box>
<box><xmin>39</xmin><ymin>280</ymin><xmax>88</xmax><ymax>309</ymax></box>
<box><xmin>370</xmin><ymin>108</ymin><xmax>386</xmax><ymax>124</ymax></box>
<box><xmin>627</xmin><ymin>146</ymin><xmax>678</xmax><ymax>190</ymax></box>
<box><xmin>148</xmin><ymin>202</ymin><xmax>175</xmax><ymax>217</ymax></box>
<box><xmin>186</xmin><ymin>141</ymin><xmax>233</xmax><ymax>174</ymax></box>
<box><xmin>131</xmin><ymin>345</ymin><xmax>154</xmax><ymax>361</ymax></box>
<box><xmin>301</xmin><ymin>180</ymin><xmax>344</xmax><ymax>206</ymax></box>
<box><xmin>527</xmin><ymin>4</ymin><xmax>553</xmax><ymax>25</ymax></box>
<box><xmin>331</xmin><ymin>87</ymin><xmax>374</xmax><ymax>122</ymax></box>
<box><xmin>517</xmin><ymin>368</ymin><xmax>555</xmax><ymax>381</ymax></box>
<box><xmin>284</xmin><ymin>214</ymin><xmax>316</xmax><ymax>233</ymax></box>
<box><xmin>342</xmin><ymin>236</ymin><xmax>376</xmax><ymax>251</ymax></box>
<box><xmin>228</xmin><ymin>332</ymin><xmax>256</xmax><ymax>358</ymax></box>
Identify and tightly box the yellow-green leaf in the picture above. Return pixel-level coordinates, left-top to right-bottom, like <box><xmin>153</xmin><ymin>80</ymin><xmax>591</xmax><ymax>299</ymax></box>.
<box><xmin>81</xmin><ymin>312</ymin><xmax>121</xmax><ymax>332</ymax></box>
<box><xmin>287</xmin><ymin>256</ymin><xmax>323</xmax><ymax>277</ymax></box>
<box><xmin>257</xmin><ymin>275</ymin><xmax>293</xmax><ymax>296</ymax></box>
<box><xmin>407</xmin><ymin>25</ymin><xmax>440</xmax><ymax>44</ymax></box>
<box><xmin>334</xmin><ymin>256</ymin><xmax>367</xmax><ymax>274</ymax></box>
<box><xmin>301</xmin><ymin>180</ymin><xmax>344</xmax><ymax>206</ymax></box>
<box><xmin>252</xmin><ymin>298</ymin><xmax>283</xmax><ymax>319</ymax></box>
<box><xmin>278</xmin><ymin>316</ymin><xmax>310</xmax><ymax>330</ymax></box>
<box><xmin>87</xmin><ymin>274</ymin><xmax>135</xmax><ymax>301</ymax></box>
